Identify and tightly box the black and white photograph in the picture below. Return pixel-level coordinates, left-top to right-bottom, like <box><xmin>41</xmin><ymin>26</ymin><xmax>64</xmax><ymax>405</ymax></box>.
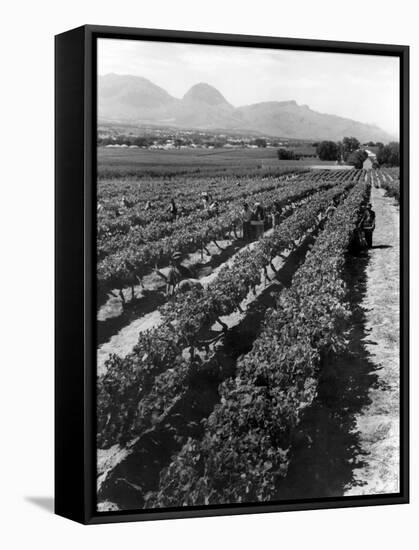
<box><xmin>95</xmin><ymin>36</ymin><xmax>403</xmax><ymax>513</ymax></box>
<box><xmin>2</xmin><ymin>0</ymin><xmax>417</xmax><ymax>543</ymax></box>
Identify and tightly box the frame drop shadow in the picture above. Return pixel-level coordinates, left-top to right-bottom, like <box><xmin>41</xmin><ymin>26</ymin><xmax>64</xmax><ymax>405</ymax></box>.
<box><xmin>25</xmin><ymin>496</ymin><xmax>54</xmax><ymax>514</ymax></box>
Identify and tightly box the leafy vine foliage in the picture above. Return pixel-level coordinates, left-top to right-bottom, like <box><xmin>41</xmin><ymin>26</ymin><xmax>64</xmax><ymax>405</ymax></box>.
<box><xmin>97</xmin><ymin>169</ymin><xmax>353</xmax><ymax>301</ymax></box>
<box><xmin>96</xmin><ymin>168</ymin><xmax>372</xmax><ymax>510</ymax></box>
<box><xmin>98</xmin><ymin>170</ymin><xmax>365</xmax><ymax>451</ymax></box>
<box><xmin>144</xmin><ymin>177</ymin><xmax>370</xmax><ymax>507</ymax></box>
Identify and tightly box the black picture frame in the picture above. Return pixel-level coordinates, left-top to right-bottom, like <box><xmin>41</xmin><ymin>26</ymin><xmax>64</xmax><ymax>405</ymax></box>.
<box><xmin>55</xmin><ymin>24</ymin><xmax>409</xmax><ymax>524</ymax></box>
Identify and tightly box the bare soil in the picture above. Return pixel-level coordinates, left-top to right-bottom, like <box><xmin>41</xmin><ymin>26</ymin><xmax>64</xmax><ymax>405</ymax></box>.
<box><xmin>97</xmin><ymin>228</ymin><xmax>283</xmax><ymax>373</ymax></box>
<box><xmin>344</xmin><ymin>186</ymin><xmax>400</xmax><ymax>495</ymax></box>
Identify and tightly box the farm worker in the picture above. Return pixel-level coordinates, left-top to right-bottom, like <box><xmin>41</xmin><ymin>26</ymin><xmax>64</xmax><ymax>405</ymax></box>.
<box><xmin>209</xmin><ymin>200</ymin><xmax>219</xmax><ymax>216</ymax></box>
<box><xmin>125</xmin><ymin>259</ymin><xmax>142</xmax><ymax>300</ymax></box>
<box><xmin>251</xmin><ymin>202</ymin><xmax>265</xmax><ymax>239</ymax></box>
<box><xmin>166</xmin><ymin>252</ymin><xmax>183</xmax><ymax>295</ymax></box>
<box><xmin>121</xmin><ymin>196</ymin><xmax>131</xmax><ymax>209</ymax></box>
<box><xmin>350</xmin><ymin>223</ymin><xmax>367</xmax><ymax>253</ymax></box>
<box><xmin>271</xmin><ymin>202</ymin><xmax>281</xmax><ymax>228</ymax></box>
<box><xmin>167</xmin><ymin>198</ymin><xmax>178</xmax><ymax>221</ymax></box>
<box><xmin>359</xmin><ymin>203</ymin><xmax>376</xmax><ymax>248</ymax></box>
<box><xmin>172</xmin><ymin>251</ymin><xmax>182</xmax><ymax>263</ymax></box>
<box><xmin>325</xmin><ymin>197</ymin><xmax>338</xmax><ymax>220</ymax></box>
<box><xmin>166</xmin><ymin>251</ymin><xmax>201</xmax><ymax>295</ymax></box>
<box><xmin>145</xmin><ymin>200</ymin><xmax>152</xmax><ymax>210</ymax></box>
<box><xmin>241</xmin><ymin>202</ymin><xmax>252</xmax><ymax>241</ymax></box>
<box><xmin>354</xmin><ymin>203</ymin><xmax>366</xmax><ymax>227</ymax></box>
<box><xmin>253</xmin><ymin>202</ymin><xmax>265</xmax><ymax>220</ymax></box>
<box><xmin>202</xmin><ymin>192</ymin><xmax>212</xmax><ymax>210</ymax></box>
<box><xmin>283</xmin><ymin>202</ymin><xmax>292</xmax><ymax>214</ymax></box>
<box><xmin>275</xmin><ymin>201</ymin><xmax>283</xmax><ymax>223</ymax></box>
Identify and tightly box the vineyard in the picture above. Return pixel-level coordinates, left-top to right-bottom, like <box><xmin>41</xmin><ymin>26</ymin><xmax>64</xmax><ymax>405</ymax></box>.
<box><xmin>96</xmin><ymin>162</ymin><xmax>400</xmax><ymax>511</ymax></box>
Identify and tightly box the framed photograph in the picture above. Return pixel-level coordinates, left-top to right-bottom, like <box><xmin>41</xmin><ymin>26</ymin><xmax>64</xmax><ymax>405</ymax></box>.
<box><xmin>55</xmin><ymin>25</ymin><xmax>409</xmax><ymax>524</ymax></box>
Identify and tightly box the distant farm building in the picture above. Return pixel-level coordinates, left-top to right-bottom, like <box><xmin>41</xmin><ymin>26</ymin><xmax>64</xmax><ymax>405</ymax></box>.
<box><xmin>363</xmin><ymin>157</ymin><xmax>374</xmax><ymax>170</ymax></box>
<box><xmin>362</xmin><ymin>148</ymin><xmax>378</xmax><ymax>170</ymax></box>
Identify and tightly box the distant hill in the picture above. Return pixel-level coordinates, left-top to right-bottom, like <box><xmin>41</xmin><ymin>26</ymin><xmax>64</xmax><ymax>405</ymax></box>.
<box><xmin>98</xmin><ymin>74</ymin><xmax>394</xmax><ymax>142</ymax></box>
<box><xmin>174</xmin><ymin>83</ymin><xmax>245</xmax><ymax>130</ymax></box>
<box><xmin>99</xmin><ymin>74</ymin><xmax>176</xmax><ymax>121</ymax></box>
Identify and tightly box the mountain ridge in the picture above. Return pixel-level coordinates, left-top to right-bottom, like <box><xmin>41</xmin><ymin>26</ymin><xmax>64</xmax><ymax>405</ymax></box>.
<box><xmin>98</xmin><ymin>74</ymin><xmax>394</xmax><ymax>142</ymax></box>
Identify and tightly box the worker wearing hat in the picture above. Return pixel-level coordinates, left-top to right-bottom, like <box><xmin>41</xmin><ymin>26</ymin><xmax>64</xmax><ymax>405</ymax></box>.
<box><xmin>209</xmin><ymin>200</ymin><xmax>219</xmax><ymax>216</ymax></box>
<box><xmin>359</xmin><ymin>202</ymin><xmax>376</xmax><ymax>248</ymax></box>
<box><xmin>165</xmin><ymin>251</ymin><xmax>194</xmax><ymax>296</ymax></box>
<box><xmin>202</xmin><ymin>192</ymin><xmax>212</xmax><ymax>210</ymax></box>
<box><xmin>241</xmin><ymin>202</ymin><xmax>252</xmax><ymax>241</ymax></box>
<box><xmin>251</xmin><ymin>202</ymin><xmax>265</xmax><ymax>239</ymax></box>
<box><xmin>166</xmin><ymin>252</ymin><xmax>183</xmax><ymax>295</ymax></box>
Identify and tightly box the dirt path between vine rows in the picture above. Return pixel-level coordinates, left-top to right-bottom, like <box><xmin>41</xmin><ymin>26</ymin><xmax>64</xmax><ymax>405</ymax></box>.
<box><xmin>96</xmin><ymin>211</ymin><xmax>325</xmax><ymax>376</ymax></box>
<box><xmin>96</xmin><ymin>220</ymin><xmax>323</xmax><ymax>508</ymax></box>
<box><xmin>344</xmin><ymin>185</ymin><xmax>400</xmax><ymax>495</ymax></box>
<box><xmin>96</xmin><ymin>229</ymin><xmax>281</xmax><ymax>375</ymax></box>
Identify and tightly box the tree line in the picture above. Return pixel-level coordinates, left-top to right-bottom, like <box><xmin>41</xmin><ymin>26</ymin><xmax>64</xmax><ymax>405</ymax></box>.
<box><xmin>314</xmin><ymin>137</ymin><xmax>399</xmax><ymax>168</ymax></box>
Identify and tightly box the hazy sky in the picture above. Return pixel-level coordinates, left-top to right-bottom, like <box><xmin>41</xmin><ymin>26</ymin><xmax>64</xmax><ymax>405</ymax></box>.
<box><xmin>98</xmin><ymin>38</ymin><xmax>400</xmax><ymax>137</ymax></box>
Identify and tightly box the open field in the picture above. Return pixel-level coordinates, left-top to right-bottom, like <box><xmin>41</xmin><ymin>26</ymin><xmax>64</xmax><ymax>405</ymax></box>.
<box><xmin>98</xmin><ymin>146</ymin><xmax>336</xmax><ymax>178</ymax></box>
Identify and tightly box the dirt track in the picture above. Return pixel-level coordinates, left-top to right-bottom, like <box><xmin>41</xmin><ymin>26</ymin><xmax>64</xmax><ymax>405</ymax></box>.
<box><xmin>275</xmin><ymin>184</ymin><xmax>400</xmax><ymax>501</ymax></box>
<box><xmin>344</xmin><ymin>185</ymin><xmax>400</xmax><ymax>495</ymax></box>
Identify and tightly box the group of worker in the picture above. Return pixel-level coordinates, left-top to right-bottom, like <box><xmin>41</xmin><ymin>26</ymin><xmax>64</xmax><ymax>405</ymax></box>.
<box><xmin>108</xmin><ymin>191</ymin><xmax>377</xmax><ymax>252</ymax></box>
<box><xmin>117</xmin><ymin>192</ymin><xmax>377</xmax><ymax>299</ymax></box>
<box><xmin>241</xmin><ymin>200</ymin><xmax>293</xmax><ymax>241</ymax></box>
<box><xmin>142</xmin><ymin>193</ymin><xmax>221</xmax><ymax>223</ymax></box>
<box><xmin>240</xmin><ymin>194</ymin><xmax>377</xmax><ymax>248</ymax></box>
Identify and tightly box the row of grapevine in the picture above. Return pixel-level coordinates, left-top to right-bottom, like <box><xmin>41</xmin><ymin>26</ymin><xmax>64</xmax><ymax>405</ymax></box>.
<box><xmin>378</xmin><ymin>168</ymin><xmax>400</xmax><ymax>203</ymax></box>
<box><xmin>97</xmin><ymin>154</ymin><xmax>314</xmax><ymax>181</ymax></box>
<box><xmin>98</xmin><ymin>165</ymin><xmax>307</xmax><ymax>203</ymax></box>
<box><xmin>97</xmin><ymin>170</ymin><xmax>358</xmax><ymax>301</ymax></box>
<box><xmin>98</xmin><ymin>172</ymin><xmax>311</xmax><ymax>260</ymax></box>
<box><xmin>97</xmin><ymin>174</ymin><xmax>363</xmax><ymax>448</ymax></box>
<box><xmin>98</xmin><ymin>169</ymin><xmax>357</xmax><ymax>256</ymax></box>
<box><xmin>97</xmin><ymin>168</ymin><xmax>308</xmax><ymax>236</ymax></box>
<box><xmin>144</xmin><ymin>176</ymin><xmax>370</xmax><ymax>508</ymax></box>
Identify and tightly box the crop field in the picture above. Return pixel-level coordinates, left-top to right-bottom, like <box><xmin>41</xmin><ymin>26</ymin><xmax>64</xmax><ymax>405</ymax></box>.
<box><xmin>97</xmin><ymin>146</ymin><xmax>335</xmax><ymax>179</ymax></box>
<box><xmin>96</xmin><ymin>155</ymin><xmax>400</xmax><ymax>511</ymax></box>
<box><xmin>376</xmin><ymin>167</ymin><xmax>400</xmax><ymax>203</ymax></box>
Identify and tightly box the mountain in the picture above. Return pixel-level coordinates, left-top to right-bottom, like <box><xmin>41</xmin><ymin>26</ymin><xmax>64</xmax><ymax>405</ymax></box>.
<box><xmin>182</xmin><ymin>83</ymin><xmax>232</xmax><ymax>107</ymax></box>
<box><xmin>99</xmin><ymin>74</ymin><xmax>177</xmax><ymax>121</ymax></box>
<box><xmin>235</xmin><ymin>101</ymin><xmax>392</xmax><ymax>142</ymax></box>
<box><xmin>174</xmin><ymin>83</ymin><xmax>242</xmax><ymax>130</ymax></box>
<box><xmin>98</xmin><ymin>74</ymin><xmax>394</xmax><ymax>142</ymax></box>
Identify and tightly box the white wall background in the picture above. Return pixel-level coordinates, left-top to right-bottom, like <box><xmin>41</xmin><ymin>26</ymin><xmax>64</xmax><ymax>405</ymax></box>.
<box><xmin>0</xmin><ymin>0</ymin><xmax>416</xmax><ymax>548</ymax></box>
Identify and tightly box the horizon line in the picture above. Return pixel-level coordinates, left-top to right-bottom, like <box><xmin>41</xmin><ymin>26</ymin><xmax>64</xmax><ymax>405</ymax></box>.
<box><xmin>99</xmin><ymin>72</ymin><xmax>396</xmax><ymax>135</ymax></box>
